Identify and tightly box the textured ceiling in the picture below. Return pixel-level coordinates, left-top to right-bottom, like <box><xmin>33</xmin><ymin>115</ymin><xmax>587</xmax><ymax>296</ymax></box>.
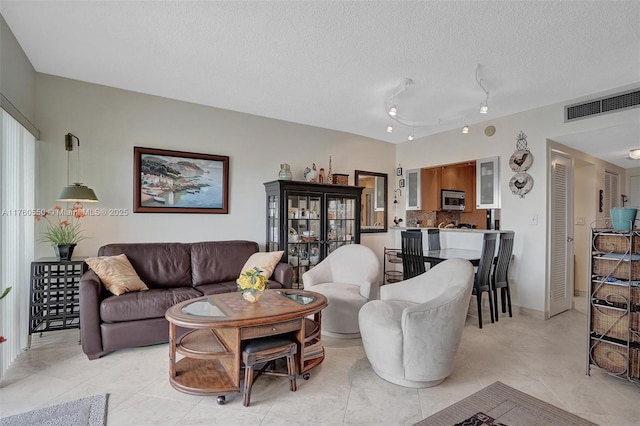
<box><xmin>1</xmin><ymin>1</ymin><xmax>639</xmax><ymax>168</ymax></box>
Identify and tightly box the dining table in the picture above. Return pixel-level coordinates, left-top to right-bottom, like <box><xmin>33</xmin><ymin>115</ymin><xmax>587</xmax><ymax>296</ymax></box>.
<box><xmin>424</xmin><ymin>248</ymin><xmax>482</xmax><ymax>267</ymax></box>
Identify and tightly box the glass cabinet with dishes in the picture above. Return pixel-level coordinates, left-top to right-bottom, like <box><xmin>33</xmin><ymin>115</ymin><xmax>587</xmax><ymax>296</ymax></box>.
<box><xmin>264</xmin><ymin>180</ymin><xmax>362</xmax><ymax>288</ymax></box>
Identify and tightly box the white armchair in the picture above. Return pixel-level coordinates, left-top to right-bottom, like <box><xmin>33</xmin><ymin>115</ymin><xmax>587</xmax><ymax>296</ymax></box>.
<box><xmin>302</xmin><ymin>244</ymin><xmax>380</xmax><ymax>338</ymax></box>
<box><xmin>358</xmin><ymin>258</ymin><xmax>474</xmax><ymax>388</ymax></box>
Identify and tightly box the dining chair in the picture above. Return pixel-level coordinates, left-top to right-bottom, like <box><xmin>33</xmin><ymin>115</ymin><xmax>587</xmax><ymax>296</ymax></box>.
<box><xmin>426</xmin><ymin>228</ymin><xmax>441</xmax><ymax>250</ymax></box>
<box><xmin>472</xmin><ymin>232</ymin><xmax>498</xmax><ymax>328</ymax></box>
<box><xmin>401</xmin><ymin>231</ymin><xmax>426</xmax><ymax>279</ymax></box>
<box><xmin>492</xmin><ymin>231</ymin><xmax>515</xmax><ymax>321</ymax></box>
<box><xmin>425</xmin><ymin>228</ymin><xmax>441</xmax><ymax>269</ymax></box>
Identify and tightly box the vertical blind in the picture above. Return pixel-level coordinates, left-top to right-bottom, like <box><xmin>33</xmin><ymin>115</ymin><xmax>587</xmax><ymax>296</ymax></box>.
<box><xmin>1</xmin><ymin>109</ymin><xmax>35</xmax><ymax>376</ymax></box>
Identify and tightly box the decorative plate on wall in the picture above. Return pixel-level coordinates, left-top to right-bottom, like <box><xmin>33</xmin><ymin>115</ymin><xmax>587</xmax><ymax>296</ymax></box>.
<box><xmin>509</xmin><ymin>150</ymin><xmax>533</xmax><ymax>171</ymax></box>
<box><xmin>509</xmin><ymin>172</ymin><xmax>533</xmax><ymax>197</ymax></box>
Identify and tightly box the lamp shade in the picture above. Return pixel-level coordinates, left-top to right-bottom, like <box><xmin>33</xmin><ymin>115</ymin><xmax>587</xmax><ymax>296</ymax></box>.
<box><xmin>57</xmin><ymin>183</ymin><xmax>99</xmax><ymax>202</ymax></box>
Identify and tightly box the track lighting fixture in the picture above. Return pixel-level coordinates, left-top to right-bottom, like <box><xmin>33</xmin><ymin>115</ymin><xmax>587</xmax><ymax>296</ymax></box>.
<box><xmin>476</xmin><ymin>64</ymin><xmax>489</xmax><ymax>114</ymax></box>
<box><xmin>383</xmin><ymin>65</ymin><xmax>492</xmax><ymax>136</ymax></box>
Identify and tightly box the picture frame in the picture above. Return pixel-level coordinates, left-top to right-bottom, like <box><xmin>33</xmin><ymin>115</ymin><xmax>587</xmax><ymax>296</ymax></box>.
<box><xmin>134</xmin><ymin>146</ymin><xmax>229</xmax><ymax>214</ymax></box>
<box><xmin>399</xmin><ymin>178</ymin><xmax>405</xmax><ymax>188</ymax></box>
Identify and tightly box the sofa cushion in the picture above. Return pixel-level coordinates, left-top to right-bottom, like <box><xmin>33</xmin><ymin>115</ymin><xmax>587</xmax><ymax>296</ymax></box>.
<box><xmin>99</xmin><ymin>243</ymin><xmax>192</xmax><ymax>288</ymax></box>
<box><xmin>85</xmin><ymin>254</ymin><xmax>149</xmax><ymax>296</ymax></box>
<box><xmin>241</xmin><ymin>251</ymin><xmax>284</xmax><ymax>279</ymax></box>
<box><xmin>194</xmin><ymin>280</ymin><xmax>237</xmax><ymax>296</ymax></box>
<box><xmin>100</xmin><ymin>287</ymin><xmax>203</xmax><ymax>323</ymax></box>
<box><xmin>191</xmin><ymin>240</ymin><xmax>258</xmax><ymax>286</ymax></box>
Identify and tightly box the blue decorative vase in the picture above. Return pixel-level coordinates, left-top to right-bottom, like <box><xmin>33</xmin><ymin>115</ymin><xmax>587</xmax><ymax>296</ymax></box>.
<box><xmin>610</xmin><ymin>208</ymin><xmax>637</xmax><ymax>231</ymax></box>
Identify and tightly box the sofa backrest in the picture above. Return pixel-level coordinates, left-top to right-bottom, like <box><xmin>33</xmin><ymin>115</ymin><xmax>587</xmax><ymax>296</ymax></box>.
<box><xmin>98</xmin><ymin>243</ymin><xmax>192</xmax><ymax>288</ymax></box>
<box><xmin>191</xmin><ymin>240</ymin><xmax>258</xmax><ymax>286</ymax></box>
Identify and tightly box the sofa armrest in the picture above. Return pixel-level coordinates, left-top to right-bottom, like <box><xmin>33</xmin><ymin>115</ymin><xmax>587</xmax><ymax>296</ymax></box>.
<box><xmin>79</xmin><ymin>270</ymin><xmax>105</xmax><ymax>359</ymax></box>
<box><xmin>272</xmin><ymin>262</ymin><xmax>293</xmax><ymax>289</ymax></box>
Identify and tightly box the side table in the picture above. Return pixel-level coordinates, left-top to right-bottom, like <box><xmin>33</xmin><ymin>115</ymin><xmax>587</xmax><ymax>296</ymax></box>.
<box><xmin>28</xmin><ymin>257</ymin><xmax>88</xmax><ymax>349</ymax></box>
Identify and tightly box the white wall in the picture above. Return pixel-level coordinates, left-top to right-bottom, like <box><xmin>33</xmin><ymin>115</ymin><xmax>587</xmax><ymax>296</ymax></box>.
<box><xmin>395</xmin><ymin>86</ymin><xmax>637</xmax><ymax>317</ymax></box>
<box><xmin>0</xmin><ymin>15</ymin><xmax>37</xmax><ymax>129</ymax></box>
<box><xmin>627</xmin><ymin>166</ymin><xmax>640</xmax><ymax>208</ymax></box>
<box><xmin>33</xmin><ymin>74</ymin><xmax>396</xmax><ymax>263</ymax></box>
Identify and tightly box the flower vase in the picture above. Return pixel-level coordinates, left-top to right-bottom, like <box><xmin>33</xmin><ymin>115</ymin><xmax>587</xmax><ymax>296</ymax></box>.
<box><xmin>242</xmin><ymin>289</ymin><xmax>264</xmax><ymax>303</ymax></box>
<box><xmin>53</xmin><ymin>243</ymin><xmax>77</xmax><ymax>261</ymax></box>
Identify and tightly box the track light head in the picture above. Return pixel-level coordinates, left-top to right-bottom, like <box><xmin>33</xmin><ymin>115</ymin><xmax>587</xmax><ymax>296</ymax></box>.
<box><xmin>386</xmin><ymin>125</ymin><xmax>393</xmax><ymax>133</ymax></box>
<box><xmin>462</xmin><ymin>125</ymin><xmax>469</xmax><ymax>134</ymax></box>
<box><xmin>480</xmin><ymin>104</ymin><xmax>488</xmax><ymax>114</ymax></box>
<box><xmin>388</xmin><ymin>106</ymin><xmax>397</xmax><ymax>117</ymax></box>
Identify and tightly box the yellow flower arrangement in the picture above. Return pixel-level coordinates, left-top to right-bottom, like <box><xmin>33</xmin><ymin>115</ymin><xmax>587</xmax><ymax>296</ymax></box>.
<box><xmin>236</xmin><ymin>267</ymin><xmax>268</xmax><ymax>293</ymax></box>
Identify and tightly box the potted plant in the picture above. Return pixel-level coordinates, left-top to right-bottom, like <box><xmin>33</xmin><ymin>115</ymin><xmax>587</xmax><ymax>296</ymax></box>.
<box><xmin>35</xmin><ymin>205</ymin><xmax>87</xmax><ymax>260</ymax></box>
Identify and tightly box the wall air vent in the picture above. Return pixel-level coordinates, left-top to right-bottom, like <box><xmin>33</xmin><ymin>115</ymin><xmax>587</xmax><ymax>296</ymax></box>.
<box><xmin>565</xmin><ymin>88</ymin><xmax>640</xmax><ymax>122</ymax></box>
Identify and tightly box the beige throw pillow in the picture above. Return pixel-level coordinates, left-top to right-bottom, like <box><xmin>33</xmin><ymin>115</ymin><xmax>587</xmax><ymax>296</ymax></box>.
<box><xmin>85</xmin><ymin>254</ymin><xmax>149</xmax><ymax>296</ymax></box>
<box><xmin>240</xmin><ymin>251</ymin><xmax>284</xmax><ymax>278</ymax></box>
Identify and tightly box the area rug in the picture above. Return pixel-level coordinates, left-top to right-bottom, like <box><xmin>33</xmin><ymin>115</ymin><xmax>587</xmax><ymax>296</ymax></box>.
<box><xmin>0</xmin><ymin>393</ymin><xmax>108</xmax><ymax>426</ymax></box>
<box><xmin>415</xmin><ymin>381</ymin><xmax>596</xmax><ymax>426</ymax></box>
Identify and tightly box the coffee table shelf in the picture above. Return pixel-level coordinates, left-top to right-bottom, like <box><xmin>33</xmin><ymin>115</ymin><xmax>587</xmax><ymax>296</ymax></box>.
<box><xmin>173</xmin><ymin>357</ymin><xmax>237</xmax><ymax>395</ymax></box>
<box><xmin>177</xmin><ymin>329</ymin><xmax>232</xmax><ymax>358</ymax></box>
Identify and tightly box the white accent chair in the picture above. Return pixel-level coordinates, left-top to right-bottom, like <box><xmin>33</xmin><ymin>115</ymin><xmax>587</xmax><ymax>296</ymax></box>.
<box><xmin>302</xmin><ymin>244</ymin><xmax>380</xmax><ymax>338</ymax></box>
<box><xmin>358</xmin><ymin>258</ymin><xmax>474</xmax><ymax>388</ymax></box>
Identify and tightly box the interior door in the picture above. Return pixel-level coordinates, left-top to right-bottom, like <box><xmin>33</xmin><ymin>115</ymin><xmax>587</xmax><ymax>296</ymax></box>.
<box><xmin>549</xmin><ymin>151</ymin><xmax>574</xmax><ymax>317</ymax></box>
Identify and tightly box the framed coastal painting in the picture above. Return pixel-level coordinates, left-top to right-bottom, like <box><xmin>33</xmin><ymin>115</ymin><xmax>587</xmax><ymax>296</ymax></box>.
<box><xmin>133</xmin><ymin>147</ymin><xmax>229</xmax><ymax>214</ymax></box>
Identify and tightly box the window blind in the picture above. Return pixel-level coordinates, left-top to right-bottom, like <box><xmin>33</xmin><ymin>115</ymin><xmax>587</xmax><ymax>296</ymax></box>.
<box><xmin>1</xmin><ymin>109</ymin><xmax>35</xmax><ymax>376</ymax></box>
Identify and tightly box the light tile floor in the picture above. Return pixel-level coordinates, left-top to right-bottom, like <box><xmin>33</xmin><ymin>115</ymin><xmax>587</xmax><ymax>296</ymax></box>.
<box><xmin>1</xmin><ymin>297</ymin><xmax>639</xmax><ymax>425</ymax></box>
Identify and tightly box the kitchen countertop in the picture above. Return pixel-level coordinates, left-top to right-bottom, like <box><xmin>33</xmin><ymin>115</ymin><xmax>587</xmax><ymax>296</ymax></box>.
<box><xmin>391</xmin><ymin>226</ymin><xmax>503</xmax><ymax>233</ymax></box>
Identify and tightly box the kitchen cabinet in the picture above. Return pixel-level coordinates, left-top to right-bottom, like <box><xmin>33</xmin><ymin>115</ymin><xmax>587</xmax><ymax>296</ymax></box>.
<box><xmin>420</xmin><ymin>163</ymin><xmax>476</xmax><ymax>213</ymax></box>
<box><xmin>421</xmin><ymin>168</ymin><xmax>440</xmax><ymax>211</ymax></box>
<box><xmin>476</xmin><ymin>156</ymin><xmax>501</xmax><ymax>209</ymax></box>
<box><xmin>406</xmin><ymin>169</ymin><xmax>421</xmax><ymax>210</ymax></box>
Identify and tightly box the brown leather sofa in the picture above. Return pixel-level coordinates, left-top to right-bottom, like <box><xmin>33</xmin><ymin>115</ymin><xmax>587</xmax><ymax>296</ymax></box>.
<box><xmin>79</xmin><ymin>240</ymin><xmax>292</xmax><ymax>359</ymax></box>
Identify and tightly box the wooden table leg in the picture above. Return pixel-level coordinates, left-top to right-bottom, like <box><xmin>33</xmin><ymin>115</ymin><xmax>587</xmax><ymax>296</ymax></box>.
<box><xmin>169</xmin><ymin>322</ymin><xmax>176</xmax><ymax>378</ymax></box>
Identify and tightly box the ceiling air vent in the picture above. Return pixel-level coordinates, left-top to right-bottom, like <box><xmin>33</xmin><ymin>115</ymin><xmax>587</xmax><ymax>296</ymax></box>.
<box><xmin>565</xmin><ymin>88</ymin><xmax>640</xmax><ymax>122</ymax></box>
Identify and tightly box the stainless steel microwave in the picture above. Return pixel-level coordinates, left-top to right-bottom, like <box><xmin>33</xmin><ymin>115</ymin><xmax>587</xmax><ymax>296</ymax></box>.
<box><xmin>441</xmin><ymin>190</ymin><xmax>465</xmax><ymax>211</ymax></box>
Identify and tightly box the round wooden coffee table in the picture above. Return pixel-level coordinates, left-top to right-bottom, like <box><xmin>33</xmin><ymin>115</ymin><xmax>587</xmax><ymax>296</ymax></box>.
<box><xmin>165</xmin><ymin>289</ymin><xmax>327</xmax><ymax>404</ymax></box>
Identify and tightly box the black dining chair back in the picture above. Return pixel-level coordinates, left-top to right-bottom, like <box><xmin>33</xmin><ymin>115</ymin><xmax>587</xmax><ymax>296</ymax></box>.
<box><xmin>473</xmin><ymin>232</ymin><xmax>498</xmax><ymax>328</ymax></box>
<box><xmin>426</xmin><ymin>229</ymin><xmax>441</xmax><ymax>250</ymax></box>
<box><xmin>492</xmin><ymin>231</ymin><xmax>515</xmax><ymax>321</ymax></box>
<box><xmin>401</xmin><ymin>231</ymin><xmax>426</xmax><ymax>279</ymax></box>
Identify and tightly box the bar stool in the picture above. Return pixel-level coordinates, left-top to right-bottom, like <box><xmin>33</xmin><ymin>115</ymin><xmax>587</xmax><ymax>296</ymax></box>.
<box><xmin>242</xmin><ymin>335</ymin><xmax>297</xmax><ymax>407</ymax></box>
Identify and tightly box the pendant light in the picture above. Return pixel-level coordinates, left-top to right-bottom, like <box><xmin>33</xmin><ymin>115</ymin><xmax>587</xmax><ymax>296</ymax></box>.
<box><xmin>57</xmin><ymin>133</ymin><xmax>99</xmax><ymax>203</ymax></box>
